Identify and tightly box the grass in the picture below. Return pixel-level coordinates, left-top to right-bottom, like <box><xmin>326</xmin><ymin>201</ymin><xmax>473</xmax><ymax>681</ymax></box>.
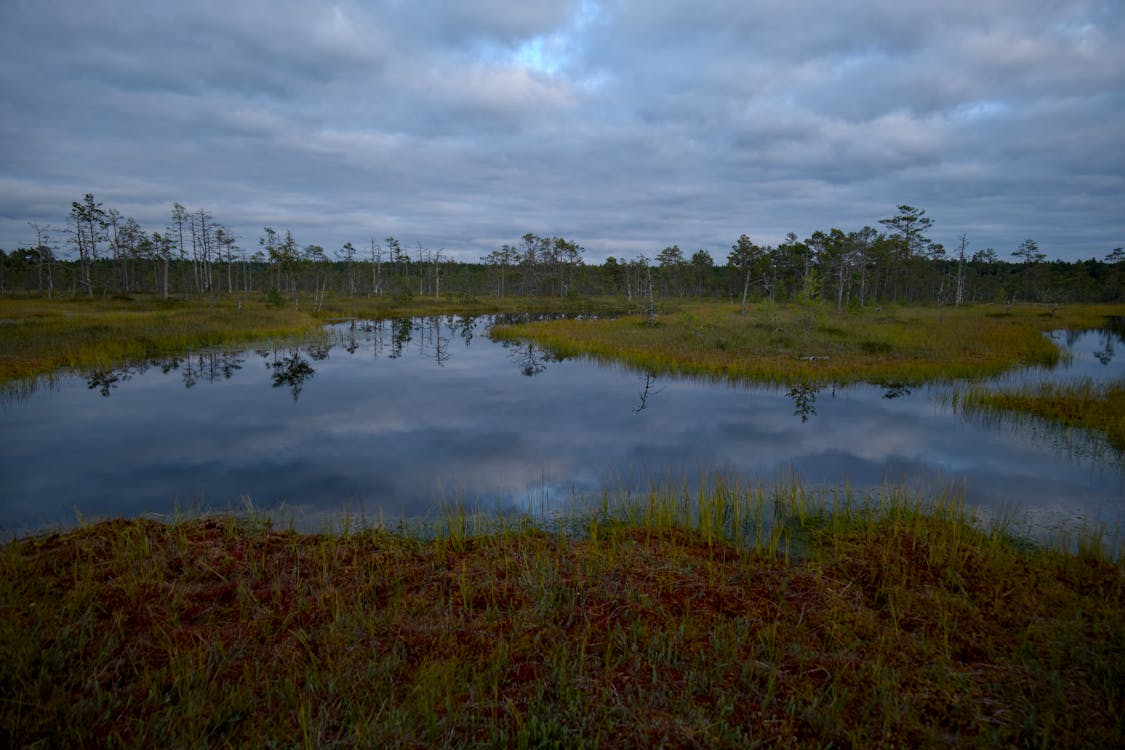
<box><xmin>2</xmin><ymin>482</ymin><xmax>1122</xmax><ymax>748</ymax></box>
<box><xmin>491</xmin><ymin>302</ymin><xmax>1125</xmax><ymax>386</ymax></box>
<box><xmin>953</xmin><ymin>378</ymin><xmax>1125</xmax><ymax>452</ymax></box>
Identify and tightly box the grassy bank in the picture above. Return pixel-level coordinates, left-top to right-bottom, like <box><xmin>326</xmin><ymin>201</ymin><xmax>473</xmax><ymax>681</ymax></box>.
<box><xmin>954</xmin><ymin>378</ymin><xmax>1125</xmax><ymax>452</ymax></box>
<box><xmin>2</xmin><ymin>485</ymin><xmax>1122</xmax><ymax>748</ymax></box>
<box><xmin>492</xmin><ymin>302</ymin><xmax>1125</xmax><ymax>386</ymax></box>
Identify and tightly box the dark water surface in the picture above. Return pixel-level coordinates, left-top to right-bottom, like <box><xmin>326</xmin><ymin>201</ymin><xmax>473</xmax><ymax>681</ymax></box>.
<box><xmin>2</xmin><ymin>315</ymin><xmax>1122</xmax><ymax>537</ymax></box>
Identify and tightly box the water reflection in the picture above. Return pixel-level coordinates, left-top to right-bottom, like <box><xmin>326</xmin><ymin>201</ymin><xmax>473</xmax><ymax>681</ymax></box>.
<box><xmin>453</xmin><ymin>315</ymin><xmax>478</xmax><ymax>347</ymax></box>
<box><xmin>786</xmin><ymin>382</ymin><xmax>822</xmax><ymax>423</ymax></box>
<box><xmin>389</xmin><ymin>317</ymin><xmax>412</xmax><ymax>359</ymax></box>
<box><xmin>34</xmin><ymin>317</ymin><xmax>549</xmax><ymax>399</ymax></box>
<box><xmin>85</xmin><ymin>351</ymin><xmax>248</xmax><ymax>396</ymax></box>
<box><xmin>269</xmin><ymin>350</ymin><xmax>316</xmax><ymax>401</ymax></box>
<box><xmin>3</xmin><ymin>313</ymin><xmax>603</xmax><ymax>406</ymax></box>
<box><xmin>502</xmin><ymin>340</ymin><xmax>564</xmax><ymax>377</ymax></box>
<box><xmin>177</xmin><ymin>352</ymin><xmax>245</xmax><ymax>388</ymax></box>
<box><xmin>633</xmin><ymin>372</ymin><xmax>661</xmax><ymax>414</ymax></box>
<box><xmin>1096</xmin><ymin>316</ymin><xmax>1125</xmax><ymax>365</ymax></box>
<box><xmin>946</xmin><ymin>320</ymin><xmax>1125</xmax><ymax>469</ymax></box>
<box><xmin>958</xmin><ymin>403</ymin><xmax>1122</xmax><ymax>470</ymax></box>
<box><xmin>1</xmin><ymin>316</ymin><xmax>1122</xmax><ymax>538</ymax></box>
<box><xmin>87</xmin><ymin>368</ymin><xmax>124</xmax><ymax>397</ymax></box>
<box><xmin>1093</xmin><ymin>328</ymin><xmax>1116</xmax><ymax>365</ymax></box>
<box><xmin>1038</xmin><ymin>322</ymin><xmax>1125</xmax><ymax>382</ymax></box>
<box><xmin>17</xmin><ymin>317</ymin><xmax>1125</xmax><ymax>415</ymax></box>
<box><xmin>877</xmin><ymin>382</ymin><xmax>913</xmax><ymax>399</ymax></box>
<box><xmin>14</xmin><ymin>316</ymin><xmax>1125</xmax><ymax>412</ymax></box>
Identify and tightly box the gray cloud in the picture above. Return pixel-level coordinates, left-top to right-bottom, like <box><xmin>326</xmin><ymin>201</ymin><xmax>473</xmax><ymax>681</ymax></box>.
<box><xmin>1</xmin><ymin>0</ymin><xmax>1121</xmax><ymax>261</ymax></box>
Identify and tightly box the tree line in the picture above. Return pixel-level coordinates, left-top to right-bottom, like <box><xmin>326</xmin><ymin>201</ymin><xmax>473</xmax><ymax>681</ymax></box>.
<box><xmin>2</xmin><ymin>196</ymin><xmax>1122</xmax><ymax>305</ymax></box>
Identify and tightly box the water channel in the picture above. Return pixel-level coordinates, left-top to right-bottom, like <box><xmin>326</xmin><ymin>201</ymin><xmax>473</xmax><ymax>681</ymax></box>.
<box><xmin>2</xmin><ymin>315</ymin><xmax>1122</xmax><ymax>538</ymax></box>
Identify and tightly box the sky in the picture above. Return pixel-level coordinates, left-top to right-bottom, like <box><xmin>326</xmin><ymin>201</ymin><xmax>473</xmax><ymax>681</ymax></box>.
<box><xmin>1</xmin><ymin>0</ymin><xmax>1122</xmax><ymax>263</ymax></box>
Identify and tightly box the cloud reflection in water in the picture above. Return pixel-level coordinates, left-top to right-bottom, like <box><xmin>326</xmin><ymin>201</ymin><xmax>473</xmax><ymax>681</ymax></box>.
<box><xmin>1</xmin><ymin>316</ymin><xmax>1122</xmax><ymax>535</ymax></box>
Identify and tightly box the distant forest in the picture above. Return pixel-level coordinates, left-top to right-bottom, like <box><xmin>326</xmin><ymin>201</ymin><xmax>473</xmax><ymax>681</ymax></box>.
<box><xmin>3</xmin><ymin>195</ymin><xmax>1122</xmax><ymax>305</ymax></box>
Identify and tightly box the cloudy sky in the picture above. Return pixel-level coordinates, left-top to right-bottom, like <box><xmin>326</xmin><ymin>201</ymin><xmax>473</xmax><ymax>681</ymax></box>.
<box><xmin>2</xmin><ymin>0</ymin><xmax>1122</xmax><ymax>262</ymax></box>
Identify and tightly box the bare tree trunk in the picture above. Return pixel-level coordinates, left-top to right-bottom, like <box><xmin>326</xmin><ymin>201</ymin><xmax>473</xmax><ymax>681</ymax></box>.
<box><xmin>955</xmin><ymin>234</ymin><xmax>967</xmax><ymax>307</ymax></box>
<box><xmin>836</xmin><ymin>260</ymin><xmax>846</xmax><ymax>312</ymax></box>
<box><xmin>646</xmin><ymin>265</ymin><xmax>657</xmax><ymax>326</ymax></box>
<box><xmin>75</xmin><ymin>214</ymin><xmax>93</xmax><ymax>296</ymax></box>
<box><xmin>370</xmin><ymin>238</ymin><xmax>379</xmax><ymax>296</ymax></box>
<box><xmin>739</xmin><ymin>267</ymin><xmax>750</xmax><ymax>315</ymax></box>
<box><xmin>434</xmin><ymin>250</ymin><xmax>441</xmax><ymax>300</ymax></box>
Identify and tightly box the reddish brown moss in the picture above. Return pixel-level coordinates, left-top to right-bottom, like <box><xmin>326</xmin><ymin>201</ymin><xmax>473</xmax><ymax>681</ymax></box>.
<box><xmin>2</xmin><ymin>516</ymin><xmax>1122</xmax><ymax>747</ymax></box>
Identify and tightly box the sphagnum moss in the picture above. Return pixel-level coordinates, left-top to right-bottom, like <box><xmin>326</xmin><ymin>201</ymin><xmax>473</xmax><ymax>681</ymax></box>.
<box><xmin>2</xmin><ymin>483</ymin><xmax>1121</xmax><ymax>748</ymax></box>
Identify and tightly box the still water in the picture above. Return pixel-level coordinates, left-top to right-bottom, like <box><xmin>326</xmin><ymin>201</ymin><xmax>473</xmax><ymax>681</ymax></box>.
<box><xmin>2</xmin><ymin>315</ymin><xmax>1122</xmax><ymax>537</ymax></box>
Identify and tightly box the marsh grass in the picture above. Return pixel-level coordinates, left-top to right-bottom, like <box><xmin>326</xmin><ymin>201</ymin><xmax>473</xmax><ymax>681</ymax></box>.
<box><xmin>2</xmin><ymin>482</ymin><xmax>1121</xmax><ymax>748</ymax></box>
<box><xmin>492</xmin><ymin>302</ymin><xmax>1125</xmax><ymax>386</ymax></box>
<box><xmin>0</xmin><ymin>296</ymin><xmax>315</xmax><ymax>384</ymax></box>
<box><xmin>953</xmin><ymin>378</ymin><xmax>1125</xmax><ymax>453</ymax></box>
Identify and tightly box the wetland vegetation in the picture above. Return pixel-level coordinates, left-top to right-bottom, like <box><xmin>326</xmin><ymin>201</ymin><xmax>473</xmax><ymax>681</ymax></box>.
<box><xmin>0</xmin><ymin>293</ymin><xmax>625</xmax><ymax>386</ymax></box>
<box><xmin>2</xmin><ymin>292</ymin><xmax>1123</xmax><ymax>746</ymax></box>
<box><xmin>492</xmin><ymin>302</ymin><xmax>1123</xmax><ymax>386</ymax></box>
<box><xmin>954</xmin><ymin>378</ymin><xmax>1125</xmax><ymax>453</ymax></box>
<box><xmin>2</xmin><ymin>486</ymin><xmax>1122</xmax><ymax>748</ymax></box>
<box><xmin>2</xmin><ymin>194</ymin><xmax>1124</xmax><ymax>746</ymax></box>
<box><xmin>7</xmin><ymin>295</ymin><xmax>1121</xmax><ymax>482</ymax></box>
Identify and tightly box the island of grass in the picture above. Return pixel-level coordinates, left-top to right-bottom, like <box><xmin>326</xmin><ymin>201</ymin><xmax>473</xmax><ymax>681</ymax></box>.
<box><xmin>491</xmin><ymin>301</ymin><xmax>1125</xmax><ymax>386</ymax></box>
<box><xmin>2</xmin><ymin>486</ymin><xmax>1121</xmax><ymax>747</ymax></box>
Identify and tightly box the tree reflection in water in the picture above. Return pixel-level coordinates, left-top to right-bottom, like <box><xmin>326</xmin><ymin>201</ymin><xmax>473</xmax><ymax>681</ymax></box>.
<box><xmin>878</xmin><ymin>382</ymin><xmax>912</xmax><ymax>399</ymax></box>
<box><xmin>86</xmin><ymin>369</ymin><xmax>123</xmax><ymax>397</ymax></box>
<box><xmin>507</xmin><ymin>341</ymin><xmax>549</xmax><ymax>377</ymax></box>
<box><xmin>389</xmin><ymin>318</ymin><xmax>413</xmax><ymax>359</ymax></box>
<box><xmin>6</xmin><ymin>318</ymin><xmax>1124</xmax><ymax>539</ymax></box>
<box><xmin>633</xmin><ymin>372</ymin><xmax>661</xmax><ymax>414</ymax></box>
<box><xmin>269</xmin><ymin>350</ymin><xmax>315</xmax><ymax>401</ymax></box>
<box><xmin>453</xmin><ymin>314</ymin><xmax>479</xmax><ymax>347</ymax></box>
<box><xmin>61</xmin><ymin>316</ymin><xmax>581</xmax><ymax>402</ymax></box>
<box><xmin>85</xmin><ymin>351</ymin><xmax>246</xmax><ymax>396</ymax></box>
<box><xmin>786</xmin><ymin>382</ymin><xmax>823</xmax><ymax>423</ymax></box>
<box><xmin>1094</xmin><ymin>328</ymin><xmax>1116</xmax><ymax>365</ymax></box>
